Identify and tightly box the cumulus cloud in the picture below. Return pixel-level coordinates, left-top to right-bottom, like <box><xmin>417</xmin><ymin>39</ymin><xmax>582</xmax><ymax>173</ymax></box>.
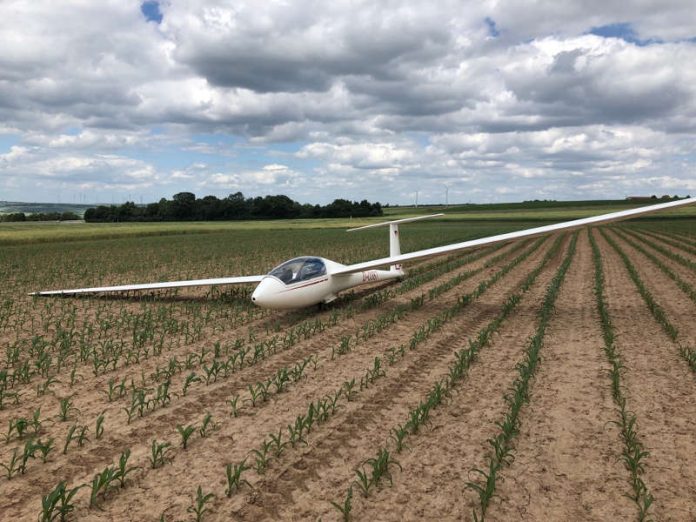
<box><xmin>0</xmin><ymin>0</ymin><xmax>695</xmax><ymax>203</ymax></box>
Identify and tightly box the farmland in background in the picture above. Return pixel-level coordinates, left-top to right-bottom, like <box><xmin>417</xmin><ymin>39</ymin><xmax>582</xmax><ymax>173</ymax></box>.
<box><xmin>0</xmin><ymin>203</ymin><xmax>695</xmax><ymax>521</ymax></box>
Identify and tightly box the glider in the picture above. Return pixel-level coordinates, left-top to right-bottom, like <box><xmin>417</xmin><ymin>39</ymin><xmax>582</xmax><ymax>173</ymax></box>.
<box><xmin>31</xmin><ymin>198</ymin><xmax>695</xmax><ymax>309</ymax></box>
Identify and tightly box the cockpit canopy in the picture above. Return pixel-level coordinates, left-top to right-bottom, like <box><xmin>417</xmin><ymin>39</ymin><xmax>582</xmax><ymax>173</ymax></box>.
<box><xmin>268</xmin><ymin>257</ymin><xmax>327</xmax><ymax>285</ymax></box>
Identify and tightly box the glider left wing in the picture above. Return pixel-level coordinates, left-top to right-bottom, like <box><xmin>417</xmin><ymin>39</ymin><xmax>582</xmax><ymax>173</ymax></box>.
<box><xmin>30</xmin><ymin>275</ymin><xmax>264</xmax><ymax>296</ymax></box>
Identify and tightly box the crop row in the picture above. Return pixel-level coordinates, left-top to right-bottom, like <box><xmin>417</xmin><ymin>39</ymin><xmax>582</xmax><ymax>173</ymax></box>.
<box><xmin>329</xmin><ymin>233</ymin><xmax>568</xmax><ymax>520</ymax></box>
<box><xmin>642</xmin><ymin>230</ymin><xmax>696</xmax><ymax>258</ymax></box>
<box><xmin>330</xmin><ymin>239</ymin><xmax>542</xmax><ymax>361</ymax></box>
<box><xmin>600</xmin><ymin>229</ymin><xmax>696</xmax><ymax>374</ymax></box>
<box><xmin>622</xmin><ymin>229</ymin><xmax>696</xmax><ymax>273</ymax></box>
<box><xmin>464</xmin><ymin>232</ymin><xmax>577</xmax><ymax>521</ymax></box>
<box><xmin>613</xmin><ymin>229</ymin><xmax>696</xmax><ymax>306</ymax></box>
<box><xmin>589</xmin><ymin>229</ymin><xmax>654</xmax><ymax>520</ymax></box>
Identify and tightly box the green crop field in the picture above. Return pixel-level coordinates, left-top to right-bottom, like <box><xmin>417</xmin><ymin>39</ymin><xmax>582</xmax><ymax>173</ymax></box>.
<box><xmin>2</xmin><ymin>199</ymin><xmax>694</xmax><ymax>246</ymax></box>
<box><xmin>1</xmin><ymin>203</ymin><xmax>695</xmax><ymax>521</ymax></box>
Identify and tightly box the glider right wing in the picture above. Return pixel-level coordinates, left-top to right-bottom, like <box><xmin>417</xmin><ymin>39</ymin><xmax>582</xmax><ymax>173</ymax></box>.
<box><xmin>333</xmin><ymin>197</ymin><xmax>696</xmax><ymax>275</ymax></box>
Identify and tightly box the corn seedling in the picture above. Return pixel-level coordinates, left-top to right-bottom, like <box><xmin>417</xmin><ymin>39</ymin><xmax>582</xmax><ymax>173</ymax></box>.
<box><xmin>227</xmin><ymin>395</ymin><xmax>240</xmax><ymax>417</ymax></box>
<box><xmin>325</xmin><ymin>390</ymin><xmax>341</xmax><ymax>414</ymax></box>
<box><xmin>95</xmin><ymin>412</ymin><xmax>105</xmax><ymax>440</ymax></box>
<box><xmin>256</xmin><ymin>380</ymin><xmax>271</xmax><ymax>402</ymax></box>
<box><xmin>76</xmin><ymin>425</ymin><xmax>90</xmax><ymax>447</ymax></box>
<box><xmin>31</xmin><ymin>407</ymin><xmax>42</xmax><ymax>434</ymax></box>
<box><xmin>199</xmin><ymin>413</ymin><xmax>217</xmax><ymax>437</ymax></box>
<box><xmin>224</xmin><ymin>459</ymin><xmax>251</xmax><ymax>497</ymax></box>
<box><xmin>20</xmin><ymin>439</ymin><xmax>37</xmax><ymax>474</ymax></box>
<box><xmin>115</xmin><ymin>448</ymin><xmax>141</xmax><ymax>488</ymax></box>
<box><xmin>177</xmin><ymin>423</ymin><xmax>196</xmax><ymax>449</ymax></box>
<box><xmin>268</xmin><ymin>428</ymin><xmax>289</xmax><ymax>458</ymax></box>
<box><xmin>34</xmin><ymin>437</ymin><xmax>55</xmax><ymax>463</ymax></box>
<box><xmin>150</xmin><ymin>439</ymin><xmax>173</xmax><ymax>469</ymax></box>
<box><xmin>287</xmin><ymin>417</ymin><xmax>307</xmax><ymax>447</ymax></box>
<box><xmin>272</xmin><ymin>367</ymin><xmax>290</xmax><ymax>393</ymax></box>
<box><xmin>122</xmin><ymin>401</ymin><xmax>138</xmax><ymax>424</ymax></box>
<box><xmin>365</xmin><ymin>447</ymin><xmax>401</xmax><ymax>487</ymax></box>
<box><xmin>343</xmin><ymin>379</ymin><xmax>356</xmax><ymax>401</ymax></box>
<box><xmin>182</xmin><ymin>372</ymin><xmax>201</xmax><ymax>397</ymax></box>
<box><xmin>39</xmin><ymin>481</ymin><xmax>84</xmax><ymax>522</ymax></box>
<box><xmin>57</xmin><ymin>396</ymin><xmax>80</xmax><ymax>422</ymax></box>
<box><xmin>250</xmin><ymin>440</ymin><xmax>272</xmax><ymax>474</ymax></box>
<box><xmin>154</xmin><ymin>379</ymin><xmax>172</xmax><ymax>408</ymax></box>
<box><xmin>246</xmin><ymin>383</ymin><xmax>261</xmax><ymax>407</ymax></box>
<box><xmin>466</xmin><ymin>462</ymin><xmax>498</xmax><ymax>518</ymax></box>
<box><xmin>36</xmin><ymin>375</ymin><xmax>59</xmax><ymax>397</ymax></box>
<box><xmin>1</xmin><ymin>448</ymin><xmax>21</xmax><ymax>479</ymax></box>
<box><xmin>90</xmin><ymin>465</ymin><xmax>118</xmax><ymax>507</ymax></box>
<box><xmin>330</xmin><ymin>485</ymin><xmax>353</xmax><ymax>522</ymax></box>
<box><xmin>63</xmin><ymin>424</ymin><xmax>79</xmax><ymax>455</ymax></box>
<box><xmin>187</xmin><ymin>486</ymin><xmax>215</xmax><ymax>522</ymax></box>
<box><xmin>5</xmin><ymin>416</ymin><xmax>30</xmax><ymax>442</ymax></box>
<box><xmin>353</xmin><ymin>466</ymin><xmax>373</xmax><ymax>497</ymax></box>
<box><xmin>389</xmin><ymin>424</ymin><xmax>409</xmax><ymax>453</ymax></box>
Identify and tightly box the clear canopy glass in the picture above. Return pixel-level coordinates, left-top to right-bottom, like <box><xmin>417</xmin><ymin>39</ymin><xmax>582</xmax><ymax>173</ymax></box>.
<box><xmin>268</xmin><ymin>257</ymin><xmax>327</xmax><ymax>285</ymax></box>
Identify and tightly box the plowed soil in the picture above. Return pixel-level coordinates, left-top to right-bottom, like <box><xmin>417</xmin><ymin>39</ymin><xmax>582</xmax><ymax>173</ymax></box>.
<box><xmin>1</xmin><ymin>226</ymin><xmax>695</xmax><ymax>522</ymax></box>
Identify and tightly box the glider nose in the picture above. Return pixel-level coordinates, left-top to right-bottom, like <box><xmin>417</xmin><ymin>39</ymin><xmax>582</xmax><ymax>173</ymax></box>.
<box><xmin>251</xmin><ymin>277</ymin><xmax>283</xmax><ymax>308</ymax></box>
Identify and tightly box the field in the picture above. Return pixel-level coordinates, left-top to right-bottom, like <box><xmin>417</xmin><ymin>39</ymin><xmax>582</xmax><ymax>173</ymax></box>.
<box><xmin>1</xmin><ymin>208</ymin><xmax>695</xmax><ymax>521</ymax></box>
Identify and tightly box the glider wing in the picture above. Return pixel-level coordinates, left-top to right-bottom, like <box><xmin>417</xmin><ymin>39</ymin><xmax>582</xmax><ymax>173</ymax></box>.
<box><xmin>30</xmin><ymin>275</ymin><xmax>264</xmax><ymax>296</ymax></box>
<box><xmin>333</xmin><ymin>197</ymin><xmax>696</xmax><ymax>275</ymax></box>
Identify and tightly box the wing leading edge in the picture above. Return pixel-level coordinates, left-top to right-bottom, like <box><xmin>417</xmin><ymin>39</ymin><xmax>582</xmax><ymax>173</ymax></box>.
<box><xmin>333</xmin><ymin>197</ymin><xmax>696</xmax><ymax>275</ymax></box>
<box><xmin>30</xmin><ymin>275</ymin><xmax>264</xmax><ymax>297</ymax></box>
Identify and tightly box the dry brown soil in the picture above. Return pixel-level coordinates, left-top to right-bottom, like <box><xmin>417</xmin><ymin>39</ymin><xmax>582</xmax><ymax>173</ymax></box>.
<box><xmin>1</xmin><ymin>228</ymin><xmax>695</xmax><ymax>521</ymax></box>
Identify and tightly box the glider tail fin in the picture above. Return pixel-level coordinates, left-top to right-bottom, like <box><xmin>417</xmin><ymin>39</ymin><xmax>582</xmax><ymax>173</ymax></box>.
<box><xmin>347</xmin><ymin>213</ymin><xmax>444</xmax><ymax>272</ymax></box>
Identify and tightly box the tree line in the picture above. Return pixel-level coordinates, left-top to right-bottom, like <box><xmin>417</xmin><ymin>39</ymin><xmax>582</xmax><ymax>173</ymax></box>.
<box><xmin>0</xmin><ymin>212</ymin><xmax>81</xmax><ymax>222</ymax></box>
<box><xmin>84</xmin><ymin>192</ymin><xmax>383</xmax><ymax>222</ymax></box>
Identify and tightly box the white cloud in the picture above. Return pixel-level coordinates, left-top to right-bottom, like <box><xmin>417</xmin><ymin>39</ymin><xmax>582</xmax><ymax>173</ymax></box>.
<box><xmin>0</xmin><ymin>1</ymin><xmax>695</xmax><ymax>203</ymax></box>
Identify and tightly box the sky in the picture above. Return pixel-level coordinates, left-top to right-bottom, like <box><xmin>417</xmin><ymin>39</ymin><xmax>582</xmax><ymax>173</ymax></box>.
<box><xmin>1</xmin><ymin>1</ymin><xmax>695</xmax><ymax>205</ymax></box>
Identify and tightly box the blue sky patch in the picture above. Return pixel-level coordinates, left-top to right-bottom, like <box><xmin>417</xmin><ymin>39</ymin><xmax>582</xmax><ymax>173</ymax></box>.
<box><xmin>485</xmin><ymin>17</ymin><xmax>500</xmax><ymax>38</ymax></box>
<box><xmin>141</xmin><ymin>1</ymin><xmax>162</xmax><ymax>23</ymax></box>
<box><xmin>589</xmin><ymin>22</ymin><xmax>660</xmax><ymax>46</ymax></box>
<box><xmin>0</xmin><ymin>134</ymin><xmax>20</xmax><ymax>153</ymax></box>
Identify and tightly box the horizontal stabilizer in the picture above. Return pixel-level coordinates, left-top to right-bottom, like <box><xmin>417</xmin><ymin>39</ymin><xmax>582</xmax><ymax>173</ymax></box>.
<box><xmin>31</xmin><ymin>275</ymin><xmax>264</xmax><ymax>297</ymax></box>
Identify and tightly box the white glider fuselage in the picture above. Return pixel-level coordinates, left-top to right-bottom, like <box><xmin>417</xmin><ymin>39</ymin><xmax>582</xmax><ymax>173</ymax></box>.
<box><xmin>251</xmin><ymin>257</ymin><xmax>401</xmax><ymax>309</ymax></box>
